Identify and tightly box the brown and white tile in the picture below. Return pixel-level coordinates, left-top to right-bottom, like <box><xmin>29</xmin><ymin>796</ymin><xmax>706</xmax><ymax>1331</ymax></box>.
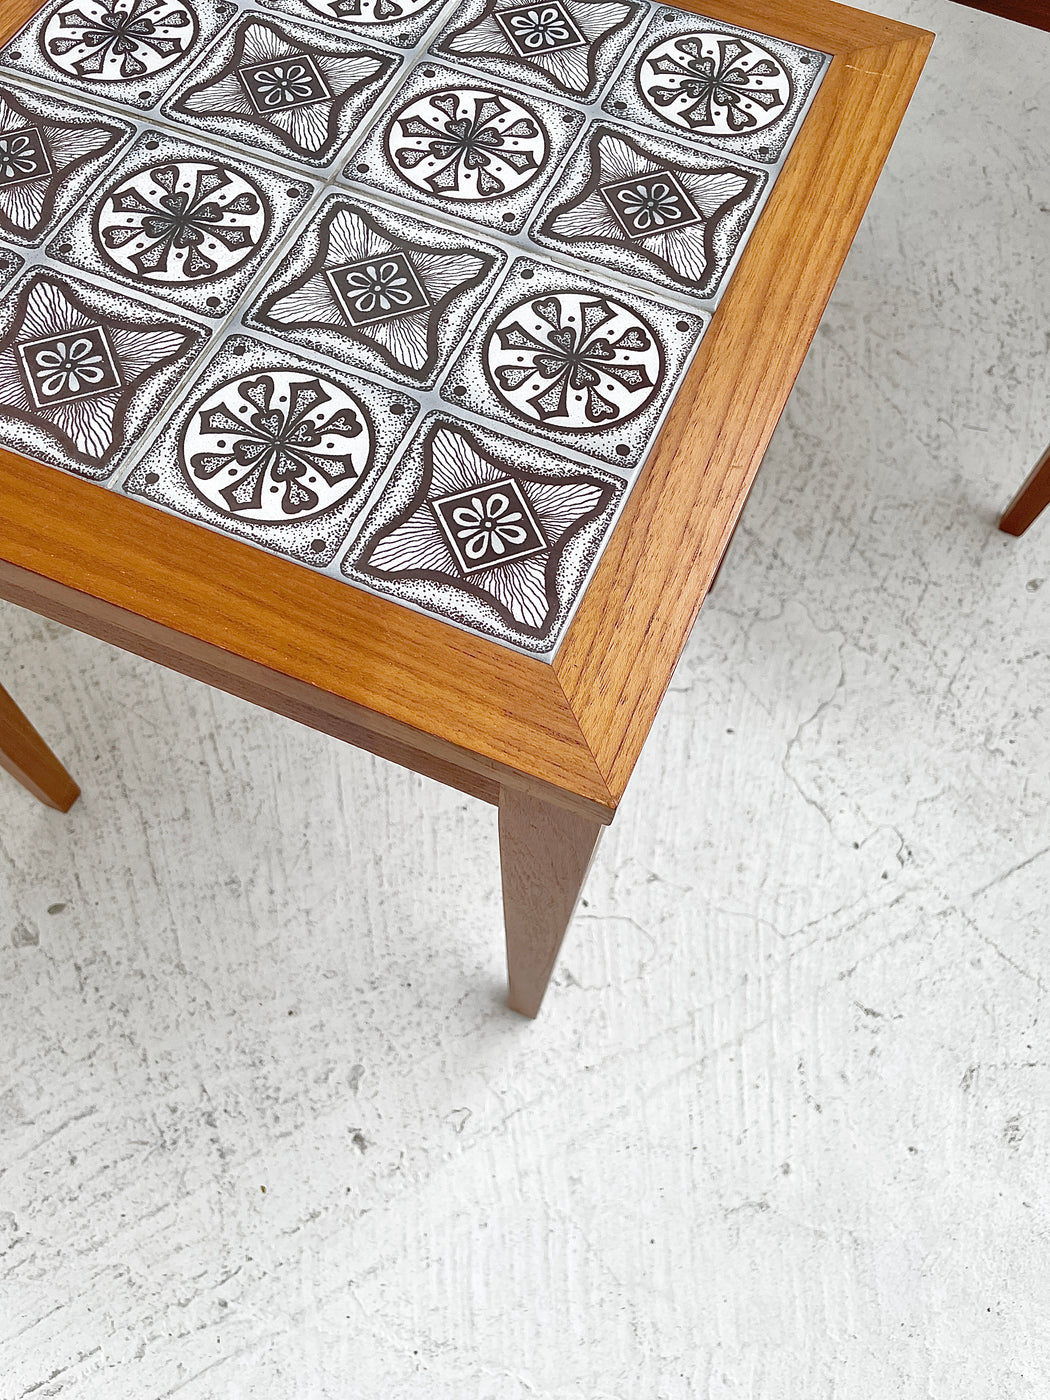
<box><xmin>601</xmin><ymin>10</ymin><xmax>827</xmax><ymax>165</ymax></box>
<box><xmin>342</xmin><ymin>411</ymin><xmax>623</xmax><ymax>651</ymax></box>
<box><xmin>257</xmin><ymin>0</ymin><xmax>452</xmax><ymax>52</ymax></box>
<box><xmin>430</xmin><ymin>0</ymin><xmax>646</xmax><ymax>103</ymax></box>
<box><xmin>531</xmin><ymin>120</ymin><xmax>765</xmax><ymax>303</ymax></box>
<box><xmin>0</xmin><ymin>82</ymin><xmax>133</xmax><ymax>247</ymax></box>
<box><xmin>163</xmin><ymin>13</ymin><xmax>400</xmax><ymax>170</ymax></box>
<box><xmin>440</xmin><ymin>257</ymin><xmax>705</xmax><ymax>468</ymax></box>
<box><xmin>0</xmin><ymin>0</ymin><xmax>236</xmax><ymax>112</ymax></box>
<box><xmin>344</xmin><ymin>62</ymin><xmax>584</xmax><ymax>234</ymax></box>
<box><xmin>245</xmin><ymin>192</ymin><xmax>506</xmax><ymax>387</ymax></box>
<box><xmin>0</xmin><ymin>265</ymin><xmax>208</xmax><ymax>479</ymax></box>
<box><xmin>122</xmin><ymin>333</ymin><xmax>418</xmax><ymax>566</ymax></box>
<box><xmin>47</xmin><ymin>129</ymin><xmax>316</xmax><ymax>318</ymax></box>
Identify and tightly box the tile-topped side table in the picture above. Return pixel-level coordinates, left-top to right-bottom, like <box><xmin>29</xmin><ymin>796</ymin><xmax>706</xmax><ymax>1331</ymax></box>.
<box><xmin>0</xmin><ymin>0</ymin><xmax>931</xmax><ymax>1015</ymax></box>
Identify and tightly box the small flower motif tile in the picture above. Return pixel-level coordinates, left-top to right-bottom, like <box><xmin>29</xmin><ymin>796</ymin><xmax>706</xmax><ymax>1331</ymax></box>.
<box><xmin>122</xmin><ymin>333</ymin><xmax>418</xmax><ymax>565</ymax></box>
<box><xmin>0</xmin><ymin>265</ymin><xmax>207</xmax><ymax>479</ymax></box>
<box><xmin>47</xmin><ymin>130</ymin><xmax>315</xmax><ymax>318</ymax></box>
<box><xmin>440</xmin><ymin>257</ymin><xmax>704</xmax><ymax>467</ymax></box>
<box><xmin>430</xmin><ymin>0</ymin><xmax>647</xmax><ymax>103</ymax></box>
<box><xmin>1</xmin><ymin>0</ymin><xmax>235</xmax><ymax>112</ymax></box>
<box><xmin>344</xmin><ymin>62</ymin><xmax>584</xmax><ymax>234</ymax></box>
<box><xmin>343</xmin><ymin>412</ymin><xmax>623</xmax><ymax>651</ymax></box>
<box><xmin>245</xmin><ymin>193</ymin><xmax>505</xmax><ymax>387</ymax></box>
<box><xmin>163</xmin><ymin>15</ymin><xmax>400</xmax><ymax>170</ymax></box>
<box><xmin>256</xmin><ymin>0</ymin><xmax>450</xmax><ymax>52</ymax></box>
<box><xmin>0</xmin><ymin>83</ymin><xmax>133</xmax><ymax>247</ymax></box>
<box><xmin>602</xmin><ymin>10</ymin><xmax>827</xmax><ymax>164</ymax></box>
<box><xmin>531</xmin><ymin>120</ymin><xmax>765</xmax><ymax>303</ymax></box>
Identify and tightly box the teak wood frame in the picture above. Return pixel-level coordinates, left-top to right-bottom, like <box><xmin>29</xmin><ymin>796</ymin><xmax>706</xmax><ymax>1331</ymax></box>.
<box><xmin>0</xmin><ymin>0</ymin><xmax>932</xmax><ymax>1014</ymax></box>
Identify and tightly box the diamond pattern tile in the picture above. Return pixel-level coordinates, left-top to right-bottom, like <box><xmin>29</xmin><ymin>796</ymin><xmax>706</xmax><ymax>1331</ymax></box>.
<box><xmin>0</xmin><ymin>0</ymin><xmax>828</xmax><ymax>655</ymax></box>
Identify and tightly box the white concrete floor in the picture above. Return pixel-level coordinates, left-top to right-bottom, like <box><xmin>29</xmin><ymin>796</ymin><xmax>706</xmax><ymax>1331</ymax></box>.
<box><xmin>3</xmin><ymin>0</ymin><xmax>1050</xmax><ymax>1394</ymax></box>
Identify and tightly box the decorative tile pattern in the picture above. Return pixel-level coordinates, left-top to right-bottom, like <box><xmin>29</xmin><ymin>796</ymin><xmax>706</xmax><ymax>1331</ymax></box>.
<box><xmin>0</xmin><ymin>266</ymin><xmax>207</xmax><ymax>479</ymax></box>
<box><xmin>343</xmin><ymin>412</ymin><xmax>622</xmax><ymax>650</ymax></box>
<box><xmin>123</xmin><ymin>334</ymin><xmax>418</xmax><ymax>564</ymax></box>
<box><xmin>245</xmin><ymin>193</ymin><xmax>505</xmax><ymax>387</ymax></box>
<box><xmin>602</xmin><ymin>11</ymin><xmax>827</xmax><ymax>164</ymax></box>
<box><xmin>531</xmin><ymin>121</ymin><xmax>765</xmax><ymax>302</ymax></box>
<box><xmin>440</xmin><ymin>258</ymin><xmax>704</xmax><ymax>467</ymax></box>
<box><xmin>1</xmin><ymin>0</ymin><xmax>235</xmax><ymax>111</ymax></box>
<box><xmin>257</xmin><ymin>0</ymin><xmax>450</xmax><ymax>52</ymax></box>
<box><xmin>0</xmin><ymin>249</ymin><xmax>26</xmax><ymax>291</ymax></box>
<box><xmin>47</xmin><ymin>130</ymin><xmax>315</xmax><ymax>317</ymax></box>
<box><xmin>0</xmin><ymin>83</ymin><xmax>133</xmax><ymax>246</ymax></box>
<box><xmin>163</xmin><ymin>15</ymin><xmax>400</xmax><ymax>169</ymax></box>
<box><xmin>344</xmin><ymin>63</ymin><xmax>584</xmax><ymax>233</ymax></box>
<box><xmin>431</xmin><ymin>0</ymin><xmax>646</xmax><ymax>102</ymax></box>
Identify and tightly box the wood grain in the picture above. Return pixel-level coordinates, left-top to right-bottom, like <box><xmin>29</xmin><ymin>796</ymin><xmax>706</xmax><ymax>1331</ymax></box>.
<box><xmin>0</xmin><ymin>681</ymin><xmax>79</xmax><ymax>811</ymax></box>
<box><xmin>498</xmin><ymin>786</ymin><xmax>602</xmax><ymax>1018</ymax></box>
<box><xmin>0</xmin><ymin>0</ymin><xmax>932</xmax><ymax>822</ymax></box>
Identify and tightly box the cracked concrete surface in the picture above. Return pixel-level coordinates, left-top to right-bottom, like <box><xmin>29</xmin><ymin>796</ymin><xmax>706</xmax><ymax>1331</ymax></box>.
<box><xmin>2</xmin><ymin>0</ymin><xmax>1050</xmax><ymax>1394</ymax></box>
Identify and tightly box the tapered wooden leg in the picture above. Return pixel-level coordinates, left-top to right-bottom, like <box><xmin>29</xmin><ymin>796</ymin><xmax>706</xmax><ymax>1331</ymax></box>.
<box><xmin>498</xmin><ymin>786</ymin><xmax>603</xmax><ymax>1018</ymax></box>
<box><xmin>0</xmin><ymin>683</ymin><xmax>79</xmax><ymax>812</ymax></box>
<box><xmin>1000</xmin><ymin>445</ymin><xmax>1050</xmax><ymax>536</ymax></box>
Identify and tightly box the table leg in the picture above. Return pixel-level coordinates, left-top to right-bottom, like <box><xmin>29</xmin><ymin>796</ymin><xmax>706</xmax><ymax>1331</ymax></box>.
<box><xmin>1000</xmin><ymin>444</ymin><xmax>1050</xmax><ymax>536</ymax></box>
<box><xmin>0</xmin><ymin>683</ymin><xmax>80</xmax><ymax>812</ymax></box>
<box><xmin>498</xmin><ymin>786</ymin><xmax>603</xmax><ymax>1018</ymax></box>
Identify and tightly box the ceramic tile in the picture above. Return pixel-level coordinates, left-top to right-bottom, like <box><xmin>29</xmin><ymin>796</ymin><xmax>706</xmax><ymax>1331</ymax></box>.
<box><xmin>429</xmin><ymin>0</ymin><xmax>647</xmax><ymax>103</ymax></box>
<box><xmin>0</xmin><ymin>83</ymin><xmax>133</xmax><ymax>247</ymax></box>
<box><xmin>531</xmin><ymin>119</ymin><xmax>765</xmax><ymax>303</ymax></box>
<box><xmin>601</xmin><ymin>10</ymin><xmax>827</xmax><ymax>164</ymax></box>
<box><xmin>163</xmin><ymin>14</ymin><xmax>400</xmax><ymax>170</ymax></box>
<box><xmin>47</xmin><ymin>129</ymin><xmax>316</xmax><ymax>318</ymax></box>
<box><xmin>244</xmin><ymin>192</ymin><xmax>506</xmax><ymax>387</ymax></box>
<box><xmin>344</xmin><ymin>62</ymin><xmax>584</xmax><ymax>234</ymax></box>
<box><xmin>0</xmin><ymin>0</ymin><xmax>236</xmax><ymax>113</ymax></box>
<box><xmin>439</xmin><ymin>256</ymin><xmax>704</xmax><ymax>467</ymax></box>
<box><xmin>0</xmin><ymin>264</ymin><xmax>207</xmax><ymax>479</ymax></box>
<box><xmin>0</xmin><ymin>249</ymin><xmax>26</xmax><ymax>290</ymax></box>
<box><xmin>122</xmin><ymin>332</ymin><xmax>418</xmax><ymax>565</ymax></box>
<box><xmin>342</xmin><ymin>410</ymin><xmax>623</xmax><ymax>651</ymax></box>
<box><xmin>256</xmin><ymin>0</ymin><xmax>451</xmax><ymax>52</ymax></box>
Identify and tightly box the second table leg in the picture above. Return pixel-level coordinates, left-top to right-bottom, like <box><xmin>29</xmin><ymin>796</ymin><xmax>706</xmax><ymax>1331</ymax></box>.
<box><xmin>0</xmin><ymin>682</ymin><xmax>80</xmax><ymax>812</ymax></box>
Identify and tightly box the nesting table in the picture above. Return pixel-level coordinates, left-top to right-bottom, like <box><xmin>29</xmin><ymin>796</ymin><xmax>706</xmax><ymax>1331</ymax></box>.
<box><xmin>0</xmin><ymin>0</ymin><xmax>930</xmax><ymax>1014</ymax></box>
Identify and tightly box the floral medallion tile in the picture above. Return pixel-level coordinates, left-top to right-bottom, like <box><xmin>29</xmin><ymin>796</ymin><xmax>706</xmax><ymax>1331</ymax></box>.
<box><xmin>431</xmin><ymin>0</ymin><xmax>646</xmax><ymax>103</ymax></box>
<box><xmin>123</xmin><ymin>333</ymin><xmax>418</xmax><ymax>565</ymax></box>
<box><xmin>344</xmin><ymin>62</ymin><xmax>584</xmax><ymax>234</ymax></box>
<box><xmin>47</xmin><ymin>130</ymin><xmax>315</xmax><ymax>318</ymax></box>
<box><xmin>440</xmin><ymin>257</ymin><xmax>704</xmax><ymax>467</ymax></box>
<box><xmin>531</xmin><ymin>120</ymin><xmax>765</xmax><ymax>303</ymax></box>
<box><xmin>343</xmin><ymin>412</ymin><xmax>623</xmax><ymax>651</ymax></box>
<box><xmin>0</xmin><ymin>83</ymin><xmax>133</xmax><ymax>247</ymax></box>
<box><xmin>0</xmin><ymin>266</ymin><xmax>207</xmax><ymax>480</ymax></box>
<box><xmin>0</xmin><ymin>0</ymin><xmax>236</xmax><ymax>112</ymax></box>
<box><xmin>256</xmin><ymin>0</ymin><xmax>450</xmax><ymax>52</ymax></box>
<box><xmin>163</xmin><ymin>15</ymin><xmax>400</xmax><ymax>170</ymax></box>
<box><xmin>245</xmin><ymin>193</ymin><xmax>506</xmax><ymax>388</ymax></box>
<box><xmin>602</xmin><ymin>10</ymin><xmax>827</xmax><ymax>164</ymax></box>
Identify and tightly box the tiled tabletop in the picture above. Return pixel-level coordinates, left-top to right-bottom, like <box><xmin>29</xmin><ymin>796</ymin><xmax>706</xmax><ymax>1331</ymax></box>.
<box><xmin>0</xmin><ymin>0</ymin><xmax>828</xmax><ymax>655</ymax></box>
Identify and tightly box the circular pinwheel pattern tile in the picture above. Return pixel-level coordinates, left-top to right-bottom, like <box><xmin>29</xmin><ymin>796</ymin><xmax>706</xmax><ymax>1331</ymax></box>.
<box><xmin>181</xmin><ymin>369</ymin><xmax>372</xmax><ymax>522</ymax></box>
<box><xmin>303</xmin><ymin>0</ymin><xmax>432</xmax><ymax>22</ymax></box>
<box><xmin>638</xmin><ymin>32</ymin><xmax>792</xmax><ymax>136</ymax></box>
<box><xmin>485</xmin><ymin>291</ymin><xmax>662</xmax><ymax>430</ymax></box>
<box><xmin>96</xmin><ymin>161</ymin><xmax>269</xmax><ymax>283</ymax></box>
<box><xmin>386</xmin><ymin>88</ymin><xmax>547</xmax><ymax>202</ymax></box>
<box><xmin>43</xmin><ymin>0</ymin><xmax>199</xmax><ymax>84</ymax></box>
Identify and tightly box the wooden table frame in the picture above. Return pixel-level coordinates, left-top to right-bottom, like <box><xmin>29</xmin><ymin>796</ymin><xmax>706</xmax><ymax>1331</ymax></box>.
<box><xmin>0</xmin><ymin>0</ymin><xmax>932</xmax><ymax>1015</ymax></box>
